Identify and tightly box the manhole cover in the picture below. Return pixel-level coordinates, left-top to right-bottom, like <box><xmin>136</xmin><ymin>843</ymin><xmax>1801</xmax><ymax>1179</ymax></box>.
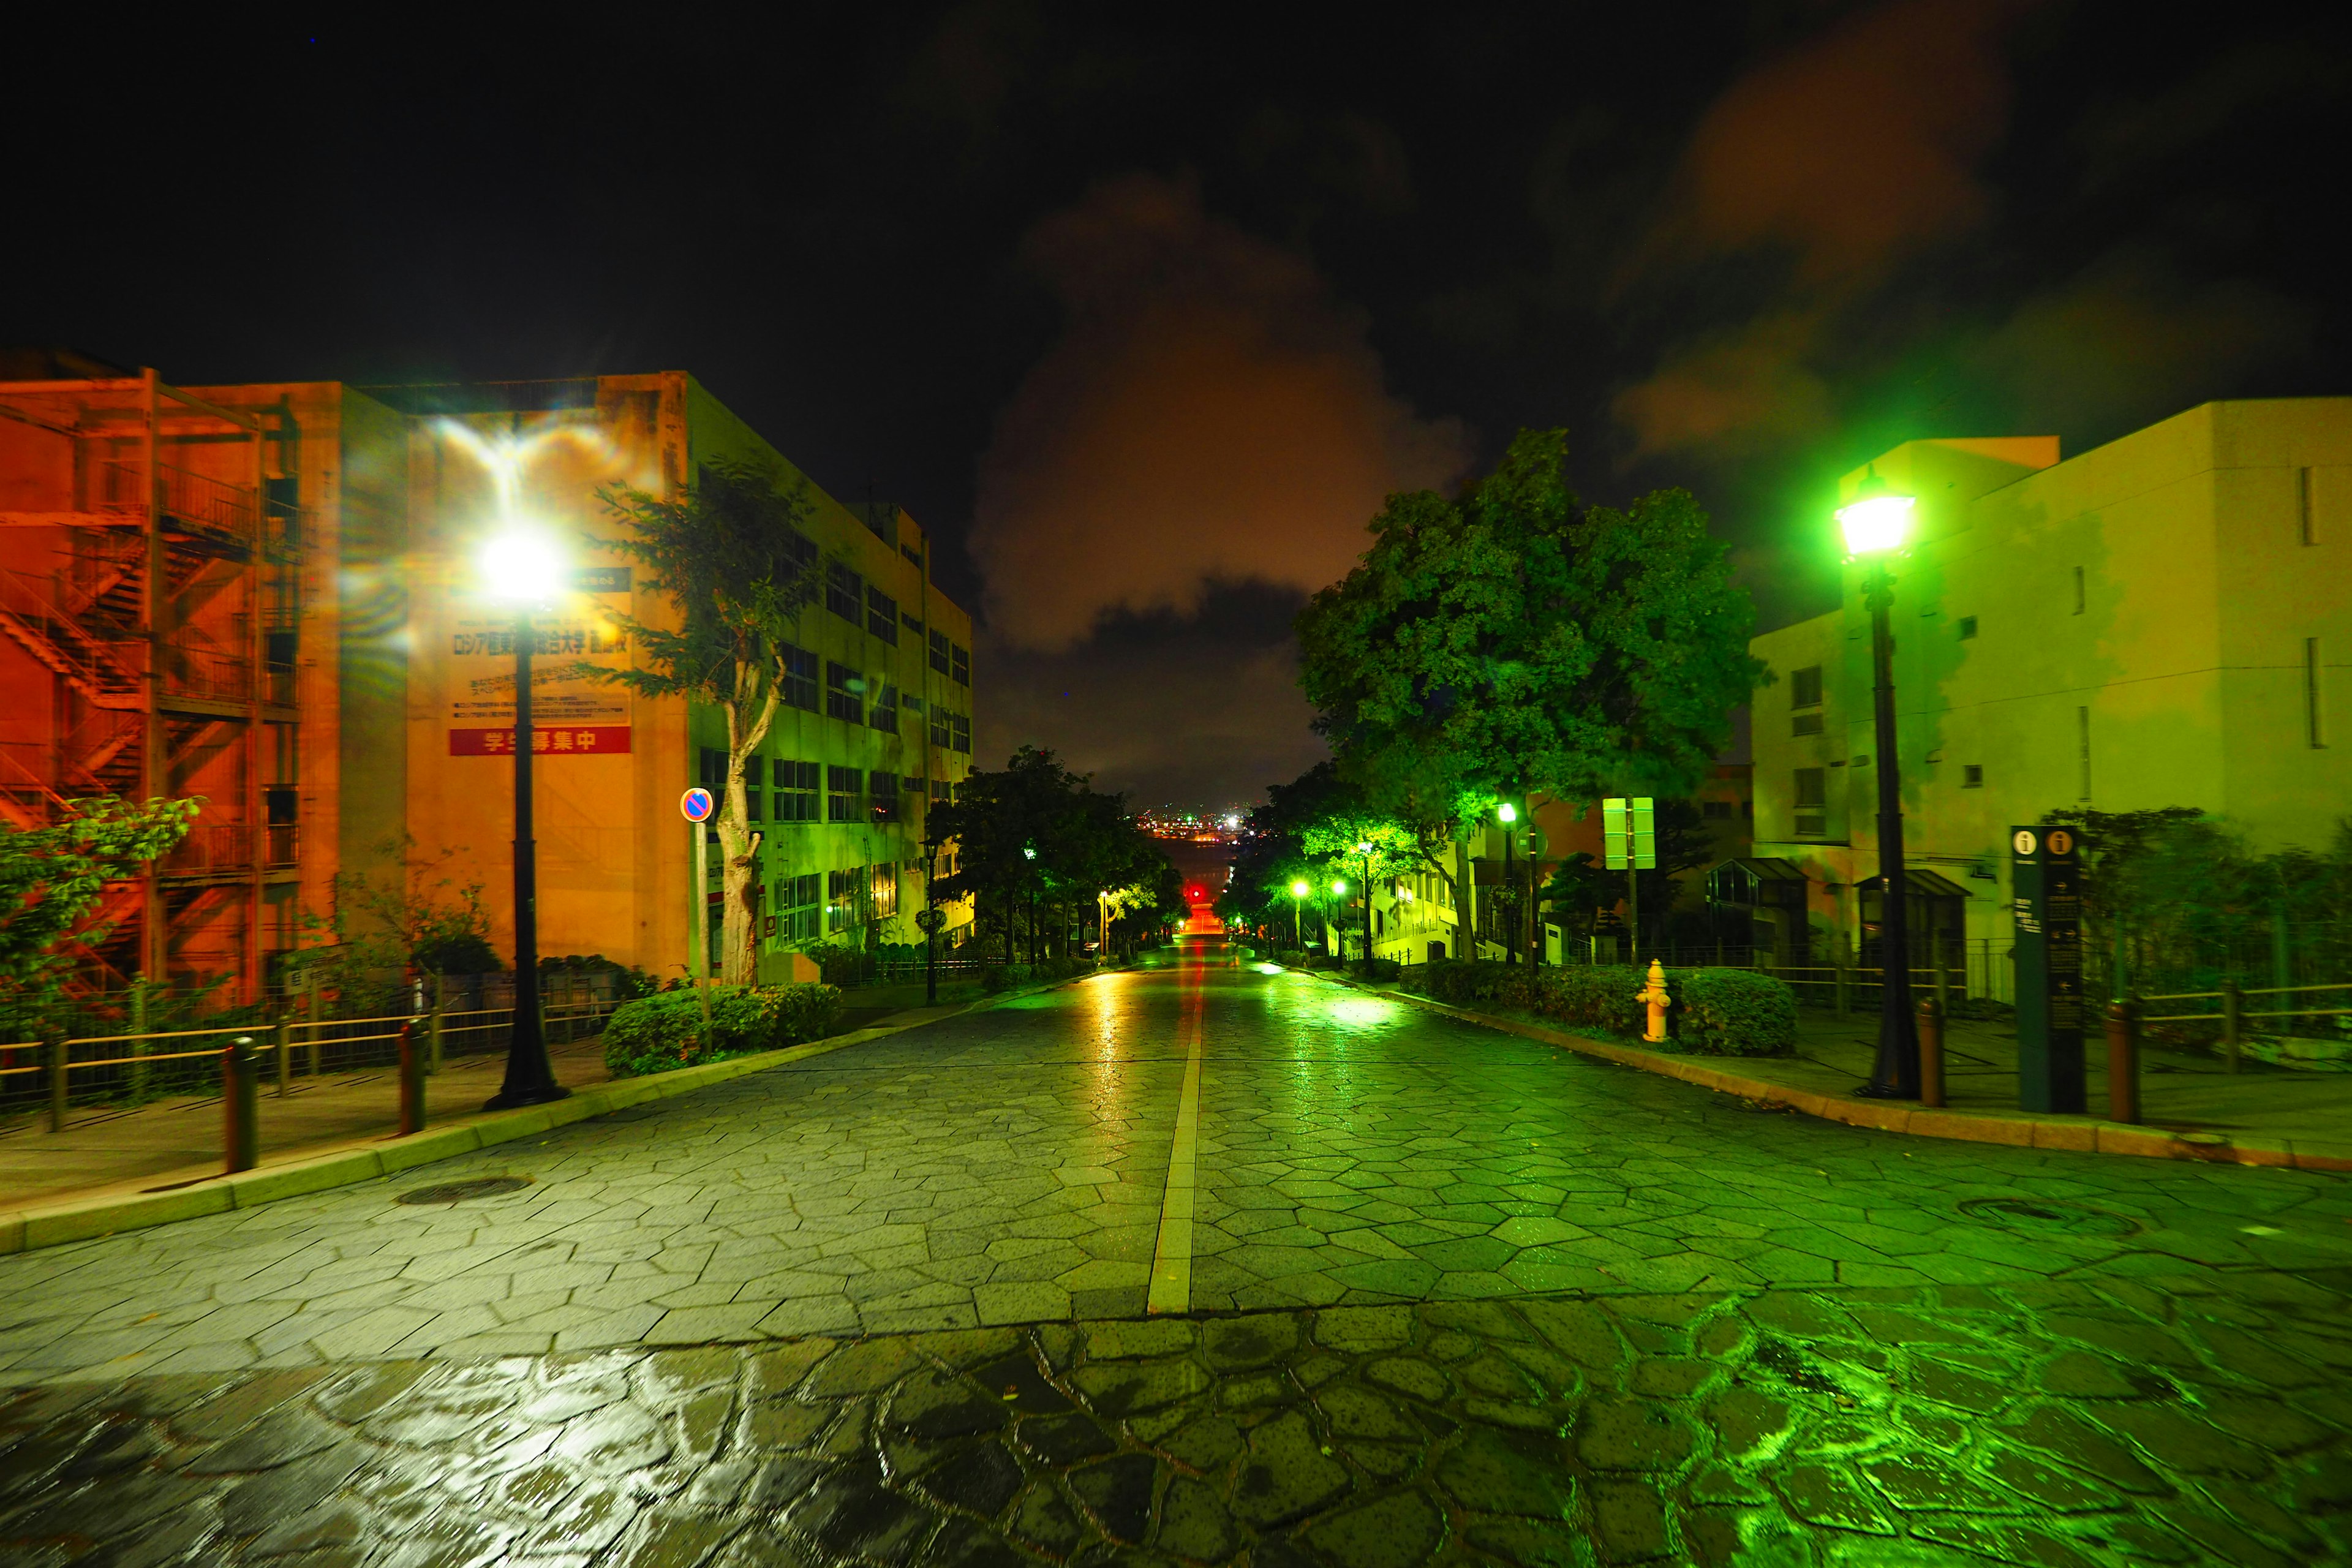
<box><xmin>1959</xmin><ymin>1196</ymin><xmax>2139</xmax><ymax>1238</ymax></box>
<box><xmin>397</xmin><ymin>1175</ymin><xmax>533</xmax><ymax>1205</ymax></box>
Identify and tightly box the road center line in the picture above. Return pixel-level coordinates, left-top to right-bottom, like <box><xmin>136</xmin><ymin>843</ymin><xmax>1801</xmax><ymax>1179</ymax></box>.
<box><xmin>1147</xmin><ymin>974</ymin><xmax>1206</xmax><ymax>1314</ymax></box>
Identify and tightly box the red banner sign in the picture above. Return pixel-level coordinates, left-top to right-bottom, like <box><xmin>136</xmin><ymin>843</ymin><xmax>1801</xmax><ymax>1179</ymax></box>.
<box><xmin>448</xmin><ymin>726</ymin><xmax>633</xmax><ymax>756</ymax></box>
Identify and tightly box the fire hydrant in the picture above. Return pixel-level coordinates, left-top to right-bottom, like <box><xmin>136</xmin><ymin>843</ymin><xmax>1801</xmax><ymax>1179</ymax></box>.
<box><xmin>1636</xmin><ymin>959</ymin><xmax>1670</xmax><ymax>1044</ymax></box>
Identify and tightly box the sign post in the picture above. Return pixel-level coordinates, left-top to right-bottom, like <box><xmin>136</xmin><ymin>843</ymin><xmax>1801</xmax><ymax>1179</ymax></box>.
<box><xmin>1603</xmin><ymin>798</ymin><xmax>1656</xmax><ymax>960</ymax></box>
<box><xmin>682</xmin><ymin>788</ymin><xmax>715</xmax><ymax>1025</ymax></box>
<box><xmin>2012</xmin><ymin>825</ymin><xmax>2087</xmax><ymax>1112</ymax></box>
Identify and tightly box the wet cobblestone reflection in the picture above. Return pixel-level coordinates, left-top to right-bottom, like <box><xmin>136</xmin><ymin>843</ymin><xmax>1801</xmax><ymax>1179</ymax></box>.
<box><xmin>3</xmin><ymin>1277</ymin><xmax>2347</xmax><ymax>1565</ymax></box>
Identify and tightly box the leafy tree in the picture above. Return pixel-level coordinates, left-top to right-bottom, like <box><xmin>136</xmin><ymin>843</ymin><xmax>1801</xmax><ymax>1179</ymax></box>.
<box><xmin>0</xmin><ymin>797</ymin><xmax>198</xmax><ymax>1032</ymax></box>
<box><xmin>582</xmin><ymin>461</ymin><xmax>826</xmax><ymax>986</ymax></box>
<box><xmin>1298</xmin><ymin>429</ymin><xmax>1764</xmax><ymax>841</ymax></box>
<box><xmin>330</xmin><ymin>835</ymin><xmax>500</xmax><ymax>984</ymax></box>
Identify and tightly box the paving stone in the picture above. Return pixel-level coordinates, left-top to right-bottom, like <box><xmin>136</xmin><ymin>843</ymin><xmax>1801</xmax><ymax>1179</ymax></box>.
<box><xmin>1071</xmin><ymin>1357</ymin><xmax>1210</xmax><ymax>1418</ymax></box>
<box><xmin>1069</xmin><ymin>1452</ymin><xmax>1158</xmax><ymax>1543</ymax></box>
<box><xmin>1153</xmin><ymin>1475</ymin><xmax>1238</xmax><ymax>1561</ymax></box>
<box><xmin>1434</xmin><ymin>1425</ymin><xmax>1575</xmax><ymax>1518</ymax></box>
<box><xmin>1229</xmin><ymin>1409</ymin><xmax>1352</xmax><ymax>1527</ymax></box>
<box><xmin>1574</xmin><ymin>1399</ymin><xmax>1696</xmax><ymax>1474</ymax></box>
<box><xmin>1300</xmin><ymin>1487</ymin><xmax>1444</xmax><ymax>1567</ymax></box>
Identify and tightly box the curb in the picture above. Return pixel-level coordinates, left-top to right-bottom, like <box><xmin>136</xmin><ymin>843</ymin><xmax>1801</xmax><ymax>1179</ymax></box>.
<box><xmin>0</xmin><ymin>1008</ymin><xmax>968</xmax><ymax>1259</ymax></box>
<box><xmin>1294</xmin><ymin>968</ymin><xmax>2352</xmax><ymax>1175</ymax></box>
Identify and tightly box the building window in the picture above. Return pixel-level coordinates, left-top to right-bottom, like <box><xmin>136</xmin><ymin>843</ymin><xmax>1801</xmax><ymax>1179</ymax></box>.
<box><xmin>826</xmin><ymin>662</ymin><xmax>862</xmax><ymax>722</ymax></box>
<box><xmin>870</xmin><ymin>864</ymin><xmax>900</xmax><ymax>921</ymax></box>
<box><xmin>930</xmin><ymin>707</ymin><xmax>951</xmax><ymax>748</ymax></box>
<box><xmin>827</xmin><ymin>563</ymin><xmax>863</xmax><ymax>625</ymax></box>
<box><xmin>826</xmin><ymin>866</ymin><xmax>866</xmax><ymax>933</ymax></box>
<box><xmin>869</xmin><ymin>770</ymin><xmax>900</xmax><ymax>824</ymax></box>
<box><xmin>950</xmin><ymin>713</ymin><xmax>971</xmax><ymax>754</ymax></box>
<box><xmin>743</xmin><ymin>778</ymin><xmax>763</xmax><ymax>821</ymax></box>
<box><xmin>929</xmin><ymin>628</ymin><xmax>952</xmax><ymax>676</ymax></box>
<box><xmin>1958</xmin><ymin>616</ymin><xmax>1977</xmax><ymax>639</ymax></box>
<box><xmin>1793</xmin><ymin>767</ymin><xmax>1826</xmax><ymax>839</ymax></box>
<box><xmin>782</xmin><ymin>528</ymin><xmax>818</xmax><ymax>576</ymax></box>
<box><xmin>951</xmin><ymin>643</ymin><xmax>970</xmax><ymax>685</ymax></box>
<box><xmin>2309</xmin><ymin>636</ymin><xmax>2327</xmax><ymax>747</ymax></box>
<box><xmin>2078</xmin><ymin>706</ymin><xmax>2093</xmax><ymax>800</ymax></box>
<box><xmin>1792</xmin><ymin>713</ymin><xmax>1823</xmax><ymax>737</ymax></box>
<box><xmin>930</xmin><ymin>778</ymin><xmax>950</xmax><ymax>802</ymax></box>
<box><xmin>827</xmin><ymin>766</ymin><xmax>861</xmax><ymax>823</ymax></box>
<box><xmin>2072</xmin><ymin>565</ymin><xmax>2086</xmax><ymax>615</ymax></box>
<box><xmin>775</xmin><ymin>760</ymin><xmax>820</xmax><ymax>822</ymax></box>
<box><xmin>866</xmin><ymin>586</ymin><xmax>899</xmax><ymax>644</ymax></box>
<box><xmin>779</xmin><ymin>872</ymin><xmax>821</xmax><ymax>943</ymax></box>
<box><xmin>698</xmin><ymin>747</ymin><xmax>726</xmax><ymax>790</ymax></box>
<box><xmin>779</xmin><ymin>643</ymin><xmax>818</xmax><ymax>711</ymax></box>
<box><xmin>1701</xmin><ymin>799</ymin><xmax>1731</xmax><ymax>820</ymax></box>
<box><xmin>1962</xmin><ymin>764</ymin><xmax>1984</xmax><ymax>788</ymax></box>
<box><xmin>1790</xmin><ymin>665</ymin><xmax>1822</xmax><ymax>709</ymax></box>
<box><xmin>902</xmin><ymin>609</ymin><xmax>923</xmax><ymax>635</ymax></box>
<box><xmin>870</xmin><ymin>683</ymin><xmax>900</xmax><ymax>732</ymax></box>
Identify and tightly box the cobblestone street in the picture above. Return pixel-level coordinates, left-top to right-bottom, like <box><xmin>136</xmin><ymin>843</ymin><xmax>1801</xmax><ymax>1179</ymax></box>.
<box><xmin>1</xmin><ymin>948</ymin><xmax>2347</xmax><ymax>1564</ymax></box>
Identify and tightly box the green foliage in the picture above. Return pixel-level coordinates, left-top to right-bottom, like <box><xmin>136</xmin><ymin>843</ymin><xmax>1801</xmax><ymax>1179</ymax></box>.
<box><xmin>1675</xmin><ymin>969</ymin><xmax>1799</xmax><ymax>1055</ymax></box>
<box><xmin>0</xmin><ymin>796</ymin><xmax>199</xmax><ymax>1033</ymax></box>
<box><xmin>331</xmin><ymin>835</ymin><xmax>498</xmax><ymax>979</ymax></box>
<box><xmin>586</xmin><ymin>461</ymin><xmax>828</xmax><ymax>986</ymax></box>
<box><xmin>601</xmin><ymin>981</ymin><xmax>843</xmax><ymax>1077</ymax></box>
<box><xmin>1298</xmin><ymin>429</ymin><xmax>1765</xmax><ymax>819</ymax></box>
<box><xmin>1412</xmin><ymin>960</ymin><xmax>1795</xmax><ymax>1055</ymax></box>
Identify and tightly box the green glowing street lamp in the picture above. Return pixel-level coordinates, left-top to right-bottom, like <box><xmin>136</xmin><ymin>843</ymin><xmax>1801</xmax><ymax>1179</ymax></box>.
<box><xmin>1837</xmin><ymin>470</ymin><xmax>1921</xmax><ymax>1100</ymax></box>
<box><xmin>1496</xmin><ymin>801</ymin><xmax>1522</xmax><ymax>968</ymax></box>
<box><xmin>479</xmin><ymin>527</ymin><xmax>570</xmax><ymax>1111</ymax></box>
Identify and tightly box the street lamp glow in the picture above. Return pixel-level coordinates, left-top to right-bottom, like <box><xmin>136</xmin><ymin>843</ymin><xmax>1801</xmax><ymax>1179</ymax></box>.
<box><xmin>480</xmin><ymin>529</ymin><xmax>565</xmax><ymax>604</ymax></box>
<box><xmin>1496</xmin><ymin>802</ymin><xmax>1517</xmax><ymax>824</ymax></box>
<box><xmin>1290</xmin><ymin>880</ymin><xmax>1310</xmax><ymax>897</ymax></box>
<box><xmin>1330</xmin><ymin>880</ymin><xmax>1346</xmax><ymax>895</ymax></box>
<box><xmin>1837</xmin><ymin>492</ymin><xmax>1915</xmax><ymax>557</ymax></box>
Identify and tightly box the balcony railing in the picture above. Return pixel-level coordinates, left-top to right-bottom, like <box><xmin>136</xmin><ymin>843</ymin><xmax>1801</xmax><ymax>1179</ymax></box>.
<box><xmin>161</xmin><ymin>823</ymin><xmax>252</xmax><ymax>876</ymax></box>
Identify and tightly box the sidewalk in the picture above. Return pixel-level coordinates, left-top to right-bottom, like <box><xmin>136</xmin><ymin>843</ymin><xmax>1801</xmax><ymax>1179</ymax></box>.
<box><xmin>1333</xmin><ymin>973</ymin><xmax>2352</xmax><ymax>1172</ymax></box>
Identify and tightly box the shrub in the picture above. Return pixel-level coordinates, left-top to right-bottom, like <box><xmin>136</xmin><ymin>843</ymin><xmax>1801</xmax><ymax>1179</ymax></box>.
<box><xmin>602</xmin><ymin>981</ymin><xmax>843</xmax><ymax>1077</ymax></box>
<box><xmin>1674</xmin><ymin>968</ymin><xmax>1798</xmax><ymax>1056</ymax></box>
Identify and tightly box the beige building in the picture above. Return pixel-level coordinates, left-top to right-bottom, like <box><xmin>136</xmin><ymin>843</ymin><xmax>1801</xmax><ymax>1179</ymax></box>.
<box><xmin>1746</xmin><ymin>399</ymin><xmax>2350</xmax><ymax>990</ymax></box>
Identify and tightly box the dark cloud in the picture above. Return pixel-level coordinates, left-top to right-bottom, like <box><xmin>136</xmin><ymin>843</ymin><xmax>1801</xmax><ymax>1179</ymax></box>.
<box><xmin>970</xmin><ymin>173</ymin><xmax>1466</xmax><ymax>651</ymax></box>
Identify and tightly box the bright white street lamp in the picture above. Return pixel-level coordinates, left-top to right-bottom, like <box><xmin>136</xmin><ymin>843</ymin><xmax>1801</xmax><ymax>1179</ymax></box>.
<box><xmin>480</xmin><ymin>528</ymin><xmax>567</xmax><ymax>604</ymax></box>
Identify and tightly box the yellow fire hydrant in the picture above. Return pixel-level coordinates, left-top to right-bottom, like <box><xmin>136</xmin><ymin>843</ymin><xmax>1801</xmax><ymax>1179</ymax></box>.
<box><xmin>1636</xmin><ymin>959</ymin><xmax>1670</xmax><ymax>1044</ymax></box>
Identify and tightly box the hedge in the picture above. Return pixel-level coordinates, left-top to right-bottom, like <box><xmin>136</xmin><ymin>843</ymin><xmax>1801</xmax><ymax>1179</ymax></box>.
<box><xmin>602</xmin><ymin>981</ymin><xmax>843</xmax><ymax>1077</ymax></box>
<box><xmin>1413</xmin><ymin>960</ymin><xmax>1795</xmax><ymax>1057</ymax></box>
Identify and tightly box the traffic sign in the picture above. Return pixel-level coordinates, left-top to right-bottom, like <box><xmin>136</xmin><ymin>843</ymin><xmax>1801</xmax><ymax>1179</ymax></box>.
<box><xmin>680</xmin><ymin>787</ymin><xmax>714</xmax><ymax>823</ymax></box>
<box><xmin>1602</xmin><ymin>797</ymin><xmax>1656</xmax><ymax>870</ymax></box>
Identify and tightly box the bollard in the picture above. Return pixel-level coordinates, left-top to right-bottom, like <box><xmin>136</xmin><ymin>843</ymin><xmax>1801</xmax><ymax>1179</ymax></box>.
<box><xmin>48</xmin><ymin>1038</ymin><xmax>67</xmax><ymax>1133</ymax></box>
<box><xmin>2221</xmin><ymin>979</ymin><xmax>2242</xmax><ymax>1076</ymax></box>
<box><xmin>2106</xmin><ymin>999</ymin><xmax>2141</xmax><ymax>1125</ymax></box>
<box><xmin>1918</xmin><ymin>993</ymin><xmax>1946</xmax><ymax>1109</ymax></box>
<box><xmin>224</xmin><ymin>1036</ymin><xmax>260</xmax><ymax>1174</ymax></box>
<box><xmin>274</xmin><ymin>1011</ymin><xmax>292</xmax><ymax>1096</ymax></box>
<box><xmin>398</xmin><ymin>1020</ymin><xmax>425</xmax><ymax>1136</ymax></box>
<box><xmin>1636</xmin><ymin>959</ymin><xmax>1671</xmax><ymax>1044</ymax></box>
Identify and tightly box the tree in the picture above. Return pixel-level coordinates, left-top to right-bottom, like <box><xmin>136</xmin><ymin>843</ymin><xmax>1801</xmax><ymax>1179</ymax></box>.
<box><xmin>0</xmin><ymin>796</ymin><xmax>198</xmax><ymax>1031</ymax></box>
<box><xmin>583</xmin><ymin>461</ymin><xmax>826</xmax><ymax>986</ymax></box>
<box><xmin>331</xmin><ymin>835</ymin><xmax>500</xmax><ymax>985</ymax></box>
<box><xmin>1298</xmin><ymin>429</ymin><xmax>1764</xmax><ymax>832</ymax></box>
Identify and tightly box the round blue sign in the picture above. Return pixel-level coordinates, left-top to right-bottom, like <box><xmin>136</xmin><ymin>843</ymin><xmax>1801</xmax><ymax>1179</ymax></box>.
<box><xmin>680</xmin><ymin>787</ymin><xmax>714</xmax><ymax>823</ymax></box>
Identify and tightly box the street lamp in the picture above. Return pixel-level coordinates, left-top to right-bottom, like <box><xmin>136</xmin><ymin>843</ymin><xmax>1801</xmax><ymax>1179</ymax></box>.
<box><xmin>1839</xmin><ymin>470</ymin><xmax>1921</xmax><ymax>1099</ymax></box>
<box><xmin>1289</xmin><ymin>879</ymin><xmax>1310</xmax><ymax>954</ymax></box>
<box><xmin>1496</xmin><ymin>802</ymin><xmax>1519</xmax><ymax>967</ymax></box>
<box><xmin>479</xmin><ymin>528</ymin><xmax>570</xmax><ymax>1110</ymax></box>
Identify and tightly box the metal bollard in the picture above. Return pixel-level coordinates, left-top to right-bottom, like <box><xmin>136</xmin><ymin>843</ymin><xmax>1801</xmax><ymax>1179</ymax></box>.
<box><xmin>274</xmin><ymin>1012</ymin><xmax>292</xmax><ymax>1096</ymax></box>
<box><xmin>2106</xmin><ymin>999</ymin><xmax>2141</xmax><ymax>1125</ymax></box>
<box><xmin>1917</xmin><ymin>993</ymin><xmax>1945</xmax><ymax>1109</ymax></box>
<box><xmin>224</xmin><ymin>1036</ymin><xmax>260</xmax><ymax>1174</ymax></box>
<box><xmin>2221</xmin><ymin>979</ymin><xmax>2242</xmax><ymax>1075</ymax></box>
<box><xmin>48</xmin><ymin>1038</ymin><xmax>67</xmax><ymax>1133</ymax></box>
<box><xmin>398</xmin><ymin>1020</ymin><xmax>425</xmax><ymax>1136</ymax></box>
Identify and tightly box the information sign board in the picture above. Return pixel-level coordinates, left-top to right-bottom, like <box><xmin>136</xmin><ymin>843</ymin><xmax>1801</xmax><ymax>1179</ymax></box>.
<box><xmin>1602</xmin><ymin>798</ymin><xmax>1656</xmax><ymax>870</ymax></box>
<box><xmin>2012</xmin><ymin>824</ymin><xmax>2086</xmax><ymax>1113</ymax></box>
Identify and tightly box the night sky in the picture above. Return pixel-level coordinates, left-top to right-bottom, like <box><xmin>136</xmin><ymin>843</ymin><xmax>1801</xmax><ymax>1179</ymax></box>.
<box><xmin>14</xmin><ymin>6</ymin><xmax>2347</xmax><ymax>807</ymax></box>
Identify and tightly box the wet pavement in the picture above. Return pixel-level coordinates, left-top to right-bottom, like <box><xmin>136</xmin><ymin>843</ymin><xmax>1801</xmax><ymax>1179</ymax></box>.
<box><xmin>0</xmin><ymin>947</ymin><xmax>2347</xmax><ymax>1562</ymax></box>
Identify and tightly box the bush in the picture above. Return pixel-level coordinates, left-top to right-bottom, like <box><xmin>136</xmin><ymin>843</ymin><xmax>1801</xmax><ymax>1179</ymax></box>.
<box><xmin>602</xmin><ymin>981</ymin><xmax>843</xmax><ymax>1077</ymax></box>
<box><xmin>1413</xmin><ymin>960</ymin><xmax>1796</xmax><ymax>1057</ymax></box>
<box><xmin>1675</xmin><ymin>968</ymin><xmax>1798</xmax><ymax>1056</ymax></box>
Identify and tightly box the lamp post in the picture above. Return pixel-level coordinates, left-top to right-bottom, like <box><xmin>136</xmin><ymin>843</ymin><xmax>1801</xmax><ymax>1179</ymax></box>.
<box><xmin>1496</xmin><ymin>803</ymin><xmax>1518</xmax><ymax>967</ymax></box>
<box><xmin>480</xmin><ymin>530</ymin><xmax>570</xmax><ymax>1110</ymax></box>
<box><xmin>1839</xmin><ymin>473</ymin><xmax>1921</xmax><ymax>1100</ymax></box>
<box><xmin>1289</xmin><ymin>880</ymin><xmax>1309</xmax><ymax>954</ymax></box>
<box><xmin>1329</xmin><ymin>880</ymin><xmax>1346</xmax><ymax>960</ymax></box>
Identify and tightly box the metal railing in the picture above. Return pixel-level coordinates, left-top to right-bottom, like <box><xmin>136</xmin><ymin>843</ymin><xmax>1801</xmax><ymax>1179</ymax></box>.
<box><xmin>2136</xmin><ymin>980</ymin><xmax>2352</xmax><ymax>1074</ymax></box>
<box><xmin>1</xmin><ymin>990</ymin><xmax>622</xmax><ymax>1179</ymax></box>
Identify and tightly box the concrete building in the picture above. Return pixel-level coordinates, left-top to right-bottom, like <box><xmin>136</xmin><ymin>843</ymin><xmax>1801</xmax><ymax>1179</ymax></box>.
<box><xmin>1744</xmin><ymin>398</ymin><xmax>2349</xmax><ymax>993</ymax></box>
<box><xmin>0</xmin><ymin>368</ymin><xmax>974</xmax><ymax>1003</ymax></box>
